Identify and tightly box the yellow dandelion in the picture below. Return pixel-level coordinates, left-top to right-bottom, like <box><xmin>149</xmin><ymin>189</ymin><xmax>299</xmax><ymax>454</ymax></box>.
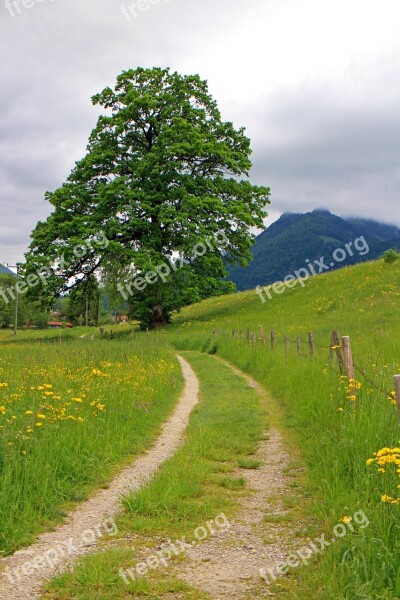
<box><xmin>341</xmin><ymin>516</ymin><xmax>352</xmax><ymax>524</ymax></box>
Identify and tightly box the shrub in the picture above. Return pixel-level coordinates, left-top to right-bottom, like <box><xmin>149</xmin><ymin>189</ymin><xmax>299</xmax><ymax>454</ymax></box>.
<box><xmin>383</xmin><ymin>249</ymin><xmax>400</xmax><ymax>264</ymax></box>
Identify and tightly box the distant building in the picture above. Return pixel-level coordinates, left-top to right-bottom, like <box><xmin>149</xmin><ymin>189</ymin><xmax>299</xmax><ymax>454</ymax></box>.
<box><xmin>48</xmin><ymin>321</ymin><xmax>72</xmax><ymax>328</ymax></box>
<box><xmin>114</xmin><ymin>315</ymin><xmax>129</xmax><ymax>323</ymax></box>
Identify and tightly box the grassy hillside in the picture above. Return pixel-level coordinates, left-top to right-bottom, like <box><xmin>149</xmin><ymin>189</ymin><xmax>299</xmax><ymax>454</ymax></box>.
<box><xmin>173</xmin><ymin>257</ymin><xmax>399</xmax><ymax>360</ymax></box>
<box><xmin>166</xmin><ymin>258</ymin><xmax>400</xmax><ymax>599</ymax></box>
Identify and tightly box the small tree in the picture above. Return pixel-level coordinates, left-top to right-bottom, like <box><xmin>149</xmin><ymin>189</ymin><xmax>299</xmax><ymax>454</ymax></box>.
<box><xmin>26</xmin><ymin>68</ymin><xmax>270</xmax><ymax>328</ymax></box>
<box><xmin>383</xmin><ymin>249</ymin><xmax>400</xmax><ymax>264</ymax></box>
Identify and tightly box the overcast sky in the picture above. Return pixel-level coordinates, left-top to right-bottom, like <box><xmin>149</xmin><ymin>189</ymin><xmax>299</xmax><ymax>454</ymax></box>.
<box><xmin>1</xmin><ymin>0</ymin><xmax>400</xmax><ymax>264</ymax></box>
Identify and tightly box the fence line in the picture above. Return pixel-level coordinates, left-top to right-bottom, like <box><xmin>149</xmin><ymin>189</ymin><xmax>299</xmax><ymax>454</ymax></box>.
<box><xmin>212</xmin><ymin>327</ymin><xmax>400</xmax><ymax>417</ymax></box>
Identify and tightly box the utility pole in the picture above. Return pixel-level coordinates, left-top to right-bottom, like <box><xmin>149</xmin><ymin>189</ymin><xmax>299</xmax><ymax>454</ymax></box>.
<box><xmin>85</xmin><ymin>295</ymin><xmax>89</xmax><ymax>327</ymax></box>
<box><xmin>6</xmin><ymin>263</ymin><xmax>19</xmax><ymax>335</ymax></box>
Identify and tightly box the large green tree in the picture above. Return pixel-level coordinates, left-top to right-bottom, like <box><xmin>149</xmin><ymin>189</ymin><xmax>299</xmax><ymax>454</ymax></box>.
<box><xmin>26</xmin><ymin>68</ymin><xmax>270</xmax><ymax>328</ymax></box>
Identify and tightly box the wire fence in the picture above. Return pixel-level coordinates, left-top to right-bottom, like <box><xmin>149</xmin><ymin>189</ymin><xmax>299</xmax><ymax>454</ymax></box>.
<box><xmin>211</xmin><ymin>327</ymin><xmax>400</xmax><ymax>414</ymax></box>
<box><xmin>353</xmin><ymin>363</ymin><xmax>394</xmax><ymax>399</ymax></box>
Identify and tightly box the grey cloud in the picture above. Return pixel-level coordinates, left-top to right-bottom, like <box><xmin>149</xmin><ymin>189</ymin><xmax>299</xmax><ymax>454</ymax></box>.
<box><xmin>1</xmin><ymin>0</ymin><xmax>399</xmax><ymax>263</ymax></box>
<box><xmin>244</xmin><ymin>70</ymin><xmax>400</xmax><ymax>225</ymax></box>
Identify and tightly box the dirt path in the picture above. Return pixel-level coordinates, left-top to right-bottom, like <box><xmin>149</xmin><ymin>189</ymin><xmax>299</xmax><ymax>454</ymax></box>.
<box><xmin>169</xmin><ymin>359</ymin><xmax>300</xmax><ymax>599</ymax></box>
<box><xmin>0</xmin><ymin>356</ymin><xmax>199</xmax><ymax>600</ymax></box>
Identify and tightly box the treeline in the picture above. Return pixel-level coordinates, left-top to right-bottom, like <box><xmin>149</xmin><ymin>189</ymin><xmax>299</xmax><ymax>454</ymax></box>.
<box><xmin>0</xmin><ymin>274</ymin><xmax>49</xmax><ymax>329</ymax></box>
<box><xmin>0</xmin><ymin>274</ymin><xmax>127</xmax><ymax>330</ymax></box>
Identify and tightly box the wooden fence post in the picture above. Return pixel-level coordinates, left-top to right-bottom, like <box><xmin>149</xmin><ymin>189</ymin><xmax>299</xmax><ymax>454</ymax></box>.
<box><xmin>260</xmin><ymin>325</ymin><xmax>266</xmax><ymax>345</ymax></box>
<box><xmin>342</xmin><ymin>336</ymin><xmax>355</xmax><ymax>382</ymax></box>
<box><xmin>271</xmin><ymin>330</ymin><xmax>275</xmax><ymax>350</ymax></box>
<box><xmin>308</xmin><ymin>332</ymin><xmax>314</xmax><ymax>357</ymax></box>
<box><xmin>253</xmin><ymin>333</ymin><xmax>257</xmax><ymax>346</ymax></box>
<box><xmin>342</xmin><ymin>336</ymin><xmax>356</xmax><ymax>398</ymax></box>
<box><xmin>394</xmin><ymin>375</ymin><xmax>400</xmax><ymax>417</ymax></box>
<box><xmin>284</xmin><ymin>336</ymin><xmax>288</xmax><ymax>355</ymax></box>
<box><xmin>246</xmin><ymin>328</ymin><xmax>250</xmax><ymax>344</ymax></box>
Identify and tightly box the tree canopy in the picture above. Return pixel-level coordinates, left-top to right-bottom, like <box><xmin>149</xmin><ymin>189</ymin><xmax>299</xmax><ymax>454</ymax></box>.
<box><xmin>26</xmin><ymin>67</ymin><xmax>270</xmax><ymax>328</ymax></box>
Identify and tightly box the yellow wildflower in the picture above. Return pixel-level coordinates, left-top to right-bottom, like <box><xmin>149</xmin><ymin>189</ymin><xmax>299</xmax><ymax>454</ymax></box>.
<box><xmin>341</xmin><ymin>516</ymin><xmax>352</xmax><ymax>524</ymax></box>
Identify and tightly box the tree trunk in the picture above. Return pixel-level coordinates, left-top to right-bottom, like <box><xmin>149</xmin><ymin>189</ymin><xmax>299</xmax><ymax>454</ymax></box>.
<box><xmin>149</xmin><ymin>303</ymin><xmax>168</xmax><ymax>329</ymax></box>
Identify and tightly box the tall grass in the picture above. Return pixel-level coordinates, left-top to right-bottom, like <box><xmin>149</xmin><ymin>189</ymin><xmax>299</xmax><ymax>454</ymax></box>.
<box><xmin>0</xmin><ymin>334</ymin><xmax>182</xmax><ymax>556</ymax></box>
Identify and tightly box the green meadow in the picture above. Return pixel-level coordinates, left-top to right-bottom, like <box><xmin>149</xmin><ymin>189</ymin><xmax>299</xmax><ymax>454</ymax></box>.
<box><xmin>0</xmin><ymin>330</ymin><xmax>182</xmax><ymax>556</ymax></box>
<box><xmin>1</xmin><ymin>257</ymin><xmax>400</xmax><ymax>599</ymax></box>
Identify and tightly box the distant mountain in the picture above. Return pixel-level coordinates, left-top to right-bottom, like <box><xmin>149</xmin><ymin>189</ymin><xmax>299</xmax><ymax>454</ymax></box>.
<box><xmin>0</xmin><ymin>264</ymin><xmax>15</xmax><ymax>277</ymax></box>
<box><xmin>228</xmin><ymin>209</ymin><xmax>400</xmax><ymax>291</ymax></box>
<box><xmin>346</xmin><ymin>217</ymin><xmax>400</xmax><ymax>242</ymax></box>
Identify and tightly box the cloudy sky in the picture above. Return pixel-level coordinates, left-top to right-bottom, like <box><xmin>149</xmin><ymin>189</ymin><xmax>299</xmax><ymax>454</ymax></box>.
<box><xmin>1</xmin><ymin>0</ymin><xmax>400</xmax><ymax>264</ymax></box>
